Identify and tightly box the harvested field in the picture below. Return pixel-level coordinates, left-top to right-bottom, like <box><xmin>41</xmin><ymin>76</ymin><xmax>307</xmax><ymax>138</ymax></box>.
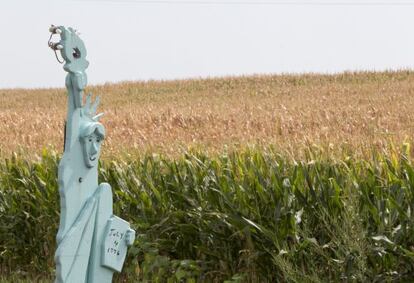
<box><xmin>1</xmin><ymin>71</ymin><xmax>414</xmax><ymax>157</ymax></box>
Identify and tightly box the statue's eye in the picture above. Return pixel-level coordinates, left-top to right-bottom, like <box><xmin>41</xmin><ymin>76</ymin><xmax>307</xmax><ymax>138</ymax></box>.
<box><xmin>89</xmin><ymin>138</ymin><xmax>92</xmax><ymax>142</ymax></box>
<box><xmin>97</xmin><ymin>138</ymin><xmax>101</xmax><ymax>143</ymax></box>
<box><xmin>72</xmin><ymin>47</ymin><xmax>81</xmax><ymax>59</ymax></box>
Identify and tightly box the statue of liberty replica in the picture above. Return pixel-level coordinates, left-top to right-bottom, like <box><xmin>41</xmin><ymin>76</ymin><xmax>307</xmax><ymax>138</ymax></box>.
<box><xmin>48</xmin><ymin>25</ymin><xmax>135</xmax><ymax>283</ymax></box>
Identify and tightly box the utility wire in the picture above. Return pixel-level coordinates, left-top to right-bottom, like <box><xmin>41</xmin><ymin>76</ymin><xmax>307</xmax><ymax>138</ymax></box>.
<box><xmin>69</xmin><ymin>0</ymin><xmax>414</xmax><ymax>5</ymax></box>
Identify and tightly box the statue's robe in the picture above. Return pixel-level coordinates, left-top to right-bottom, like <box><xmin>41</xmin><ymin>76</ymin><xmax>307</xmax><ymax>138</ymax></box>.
<box><xmin>55</xmin><ymin>179</ymin><xmax>114</xmax><ymax>283</ymax></box>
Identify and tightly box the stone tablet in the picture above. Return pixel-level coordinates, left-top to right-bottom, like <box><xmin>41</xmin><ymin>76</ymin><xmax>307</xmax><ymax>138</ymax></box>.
<box><xmin>102</xmin><ymin>216</ymin><xmax>136</xmax><ymax>272</ymax></box>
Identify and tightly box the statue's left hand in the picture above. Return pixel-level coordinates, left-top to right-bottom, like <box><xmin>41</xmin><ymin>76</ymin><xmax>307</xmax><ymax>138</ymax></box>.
<box><xmin>125</xmin><ymin>229</ymin><xmax>135</xmax><ymax>247</ymax></box>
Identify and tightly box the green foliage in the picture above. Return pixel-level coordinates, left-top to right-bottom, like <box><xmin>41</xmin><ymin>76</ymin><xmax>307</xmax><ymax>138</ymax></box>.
<box><xmin>1</xmin><ymin>147</ymin><xmax>414</xmax><ymax>282</ymax></box>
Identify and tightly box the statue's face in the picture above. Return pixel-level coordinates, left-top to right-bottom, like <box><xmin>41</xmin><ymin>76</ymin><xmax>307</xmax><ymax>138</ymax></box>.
<box><xmin>80</xmin><ymin>132</ymin><xmax>103</xmax><ymax>168</ymax></box>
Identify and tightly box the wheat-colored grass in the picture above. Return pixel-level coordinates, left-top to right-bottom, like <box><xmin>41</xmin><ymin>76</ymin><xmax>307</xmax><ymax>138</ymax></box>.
<box><xmin>1</xmin><ymin>71</ymin><xmax>414</xmax><ymax>158</ymax></box>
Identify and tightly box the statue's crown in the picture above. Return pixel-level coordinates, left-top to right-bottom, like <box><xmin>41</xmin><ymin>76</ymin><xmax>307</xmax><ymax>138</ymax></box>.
<box><xmin>81</xmin><ymin>93</ymin><xmax>103</xmax><ymax>122</ymax></box>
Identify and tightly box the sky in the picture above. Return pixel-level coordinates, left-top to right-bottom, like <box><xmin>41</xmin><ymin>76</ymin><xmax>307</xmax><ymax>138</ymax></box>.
<box><xmin>0</xmin><ymin>0</ymin><xmax>413</xmax><ymax>88</ymax></box>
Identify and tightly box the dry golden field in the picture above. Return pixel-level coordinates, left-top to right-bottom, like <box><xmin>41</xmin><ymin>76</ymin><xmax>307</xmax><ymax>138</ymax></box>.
<box><xmin>1</xmin><ymin>71</ymin><xmax>414</xmax><ymax>158</ymax></box>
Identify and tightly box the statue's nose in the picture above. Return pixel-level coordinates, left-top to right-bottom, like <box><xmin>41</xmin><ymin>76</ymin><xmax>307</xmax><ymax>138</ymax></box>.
<box><xmin>90</xmin><ymin>143</ymin><xmax>98</xmax><ymax>155</ymax></box>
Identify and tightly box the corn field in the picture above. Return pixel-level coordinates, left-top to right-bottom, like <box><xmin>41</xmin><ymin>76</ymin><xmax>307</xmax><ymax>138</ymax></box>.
<box><xmin>2</xmin><ymin>72</ymin><xmax>414</xmax><ymax>281</ymax></box>
<box><xmin>2</xmin><ymin>71</ymin><xmax>414</xmax><ymax>158</ymax></box>
<box><xmin>1</xmin><ymin>147</ymin><xmax>414</xmax><ymax>282</ymax></box>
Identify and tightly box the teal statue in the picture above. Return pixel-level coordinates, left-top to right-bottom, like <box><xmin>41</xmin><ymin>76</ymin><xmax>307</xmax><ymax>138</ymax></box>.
<box><xmin>48</xmin><ymin>25</ymin><xmax>135</xmax><ymax>283</ymax></box>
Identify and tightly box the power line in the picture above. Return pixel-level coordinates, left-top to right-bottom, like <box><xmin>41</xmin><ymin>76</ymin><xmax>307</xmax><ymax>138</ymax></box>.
<box><xmin>69</xmin><ymin>0</ymin><xmax>414</xmax><ymax>5</ymax></box>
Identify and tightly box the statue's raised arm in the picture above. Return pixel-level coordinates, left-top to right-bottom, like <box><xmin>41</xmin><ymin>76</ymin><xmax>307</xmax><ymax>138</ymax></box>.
<box><xmin>48</xmin><ymin>25</ymin><xmax>135</xmax><ymax>283</ymax></box>
<box><xmin>50</xmin><ymin>25</ymin><xmax>88</xmax><ymax>109</ymax></box>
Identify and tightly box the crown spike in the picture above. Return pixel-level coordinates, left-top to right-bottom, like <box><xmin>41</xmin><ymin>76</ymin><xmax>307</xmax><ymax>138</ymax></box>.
<box><xmin>93</xmin><ymin>113</ymin><xmax>104</xmax><ymax>121</ymax></box>
<box><xmin>90</xmin><ymin>95</ymin><xmax>100</xmax><ymax>116</ymax></box>
<box><xmin>85</xmin><ymin>93</ymin><xmax>92</xmax><ymax>114</ymax></box>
